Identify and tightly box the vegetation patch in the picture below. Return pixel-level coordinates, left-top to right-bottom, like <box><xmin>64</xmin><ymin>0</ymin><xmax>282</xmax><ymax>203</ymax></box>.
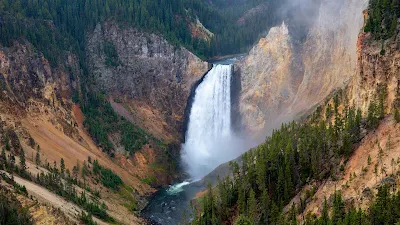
<box><xmin>0</xmin><ymin>187</ymin><xmax>32</xmax><ymax>225</ymax></box>
<box><xmin>82</xmin><ymin>92</ymin><xmax>152</xmax><ymax>156</ymax></box>
<box><xmin>140</xmin><ymin>176</ymin><xmax>156</xmax><ymax>185</ymax></box>
<box><xmin>119</xmin><ymin>185</ymin><xmax>137</xmax><ymax>212</ymax></box>
<box><xmin>103</xmin><ymin>41</ymin><xmax>120</xmax><ymax>67</ymax></box>
<box><xmin>92</xmin><ymin>159</ymin><xmax>123</xmax><ymax>190</ymax></box>
<box><xmin>364</xmin><ymin>0</ymin><xmax>399</xmax><ymax>40</ymax></box>
<box><xmin>192</xmin><ymin>87</ymin><xmax>386</xmax><ymax>224</ymax></box>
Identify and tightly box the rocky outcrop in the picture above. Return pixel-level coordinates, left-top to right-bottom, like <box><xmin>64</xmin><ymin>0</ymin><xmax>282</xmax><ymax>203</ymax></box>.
<box><xmin>347</xmin><ymin>19</ymin><xmax>400</xmax><ymax>115</ymax></box>
<box><xmin>291</xmin><ymin>23</ymin><xmax>400</xmax><ymax>218</ymax></box>
<box><xmin>289</xmin><ymin>0</ymin><xmax>368</xmax><ymax>113</ymax></box>
<box><xmin>235</xmin><ymin>0</ymin><xmax>368</xmax><ymax>137</ymax></box>
<box><xmin>0</xmin><ymin>42</ymin><xmax>80</xmax><ymax>140</ymax></box>
<box><xmin>86</xmin><ymin>21</ymin><xmax>208</xmax><ymax>142</ymax></box>
<box><xmin>235</xmin><ymin>22</ymin><xmax>297</xmax><ymax>134</ymax></box>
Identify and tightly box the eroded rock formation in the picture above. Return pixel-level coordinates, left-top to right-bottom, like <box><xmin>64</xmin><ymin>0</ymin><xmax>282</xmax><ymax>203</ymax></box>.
<box><xmin>235</xmin><ymin>0</ymin><xmax>368</xmax><ymax>138</ymax></box>
<box><xmin>86</xmin><ymin>21</ymin><xmax>209</xmax><ymax>142</ymax></box>
<box><xmin>0</xmin><ymin>42</ymin><xmax>80</xmax><ymax>140</ymax></box>
<box><xmin>347</xmin><ymin>19</ymin><xmax>400</xmax><ymax>115</ymax></box>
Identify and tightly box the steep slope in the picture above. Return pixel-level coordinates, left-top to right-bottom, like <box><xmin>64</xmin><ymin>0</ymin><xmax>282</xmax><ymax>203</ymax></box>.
<box><xmin>0</xmin><ymin>180</ymin><xmax>74</xmax><ymax>225</ymax></box>
<box><xmin>0</xmin><ymin>25</ymin><xmax>208</xmax><ymax>223</ymax></box>
<box><xmin>235</xmin><ymin>22</ymin><xmax>296</xmax><ymax>134</ymax></box>
<box><xmin>0</xmin><ymin>41</ymin><xmax>149</xmax><ymax>223</ymax></box>
<box><xmin>292</xmin><ymin>11</ymin><xmax>400</xmax><ymax>219</ymax></box>
<box><xmin>0</xmin><ymin>42</ymin><xmax>81</xmax><ymax>144</ymax></box>
<box><xmin>235</xmin><ymin>0</ymin><xmax>368</xmax><ymax>138</ymax></box>
<box><xmin>348</xmin><ymin>16</ymin><xmax>400</xmax><ymax>114</ymax></box>
<box><xmin>192</xmin><ymin>8</ymin><xmax>400</xmax><ymax>223</ymax></box>
<box><xmin>0</xmin><ymin>1</ymin><xmax>213</xmax><ymax>223</ymax></box>
<box><xmin>87</xmin><ymin>21</ymin><xmax>209</xmax><ymax>142</ymax></box>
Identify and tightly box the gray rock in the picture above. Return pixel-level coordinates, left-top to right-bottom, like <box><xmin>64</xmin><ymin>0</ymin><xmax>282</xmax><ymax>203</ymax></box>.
<box><xmin>86</xmin><ymin>21</ymin><xmax>208</xmax><ymax>141</ymax></box>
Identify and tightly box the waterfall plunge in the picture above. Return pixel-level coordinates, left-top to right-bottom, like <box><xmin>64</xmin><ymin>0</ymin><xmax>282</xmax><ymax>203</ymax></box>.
<box><xmin>182</xmin><ymin>64</ymin><xmax>243</xmax><ymax>179</ymax></box>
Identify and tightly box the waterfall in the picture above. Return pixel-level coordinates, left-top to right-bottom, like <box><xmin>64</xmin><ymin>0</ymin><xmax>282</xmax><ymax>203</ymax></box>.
<box><xmin>181</xmin><ymin>64</ymin><xmax>234</xmax><ymax>179</ymax></box>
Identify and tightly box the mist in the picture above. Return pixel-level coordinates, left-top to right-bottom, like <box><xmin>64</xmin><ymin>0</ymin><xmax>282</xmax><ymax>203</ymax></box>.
<box><xmin>180</xmin><ymin>64</ymin><xmax>256</xmax><ymax>180</ymax></box>
<box><xmin>181</xmin><ymin>0</ymin><xmax>368</xmax><ymax>180</ymax></box>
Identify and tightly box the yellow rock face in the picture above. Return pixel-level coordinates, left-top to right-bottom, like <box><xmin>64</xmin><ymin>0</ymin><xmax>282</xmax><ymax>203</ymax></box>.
<box><xmin>236</xmin><ymin>0</ymin><xmax>368</xmax><ymax>139</ymax></box>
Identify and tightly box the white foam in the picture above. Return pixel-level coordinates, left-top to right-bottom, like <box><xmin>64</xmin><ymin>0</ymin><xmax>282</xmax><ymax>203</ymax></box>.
<box><xmin>166</xmin><ymin>181</ymin><xmax>191</xmax><ymax>195</ymax></box>
<box><xmin>181</xmin><ymin>64</ymin><xmax>234</xmax><ymax>179</ymax></box>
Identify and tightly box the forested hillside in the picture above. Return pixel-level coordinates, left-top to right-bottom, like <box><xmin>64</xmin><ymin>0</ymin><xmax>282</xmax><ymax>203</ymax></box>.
<box><xmin>192</xmin><ymin>83</ymin><xmax>398</xmax><ymax>225</ymax></box>
<box><xmin>364</xmin><ymin>0</ymin><xmax>400</xmax><ymax>40</ymax></box>
<box><xmin>0</xmin><ymin>0</ymin><xmax>288</xmax><ymax>161</ymax></box>
<box><xmin>191</xmin><ymin>1</ymin><xmax>400</xmax><ymax>223</ymax></box>
<box><xmin>0</xmin><ymin>0</ymin><xmax>284</xmax><ymax>61</ymax></box>
<box><xmin>192</xmin><ymin>0</ymin><xmax>283</xmax><ymax>56</ymax></box>
<box><xmin>192</xmin><ymin>96</ymin><xmax>368</xmax><ymax>224</ymax></box>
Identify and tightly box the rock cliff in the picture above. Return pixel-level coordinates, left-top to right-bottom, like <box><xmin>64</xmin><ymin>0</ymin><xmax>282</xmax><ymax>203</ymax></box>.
<box><xmin>86</xmin><ymin>21</ymin><xmax>209</xmax><ymax>142</ymax></box>
<box><xmin>0</xmin><ymin>42</ymin><xmax>80</xmax><ymax>140</ymax></box>
<box><xmin>235</xmin><ymin>22</ymin><xmax>296</xmax><ymax>134</ymax></box>
<box><xmin>347</xmin><ymin>17</ymin><xmax>400</xmax><ymax>115</ymax></box>
<box><xmin>287</xmin><ymin>18</ymin><xmax>400</xmax><ymax>219</ymax></box>
<box><xmin>235</xmin><ymin>0</ymin><xmax>368</xmax><ymax>138</ymax></box>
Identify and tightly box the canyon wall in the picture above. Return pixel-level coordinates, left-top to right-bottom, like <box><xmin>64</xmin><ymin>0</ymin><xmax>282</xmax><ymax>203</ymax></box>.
<box><xmin>286</xmin><ymin>17</ymin><xmax>400</xmax><ymax>218</ymax></box>
<box><xmin>0</xmin><ymin>42</ymin><xmax>81</xmax><ymax>141</ymax></box>
<box><xmin>347</xmin><ymin>19</ymin><xmax>400</xmax><ymax>115</ymax></box>
<box><xmin>235</xmin><ymin>22</ymin><xmax>296</xmax><ymax>134</ymax></box>
<box><xmin>0</xmin><ymin>20</ymin><xmax>211</xmax><ymax>222</ymax></box>
<box><xmin>235</xmin><ymin>0</ymin><xmax>368</xmax><ymax>138</ymax></box>
<box><xmin>86</xmin><ymin>21</ymin><xmax>209</xmax><ymax>142</ymax></box>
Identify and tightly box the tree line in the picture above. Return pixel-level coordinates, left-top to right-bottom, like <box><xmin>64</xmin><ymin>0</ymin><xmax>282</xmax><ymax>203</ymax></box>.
<box><xmin>0</xmin><ymin>185</ymin><xmax>32</xmax><ymax>225</ymax></box>
<box><xmin>364</xmin><ymin>0</ymin><xmax>399</xmax><ymax>53</ymax></box>
<box><xmin>0</xmin><ymin>0</ymin><xmax>285</xmax><ymax>62</ymax></box>
<box><xmin>81</xmin><ymin>92</ymin><xmax>159</xmax><ymax>157</ymax></box>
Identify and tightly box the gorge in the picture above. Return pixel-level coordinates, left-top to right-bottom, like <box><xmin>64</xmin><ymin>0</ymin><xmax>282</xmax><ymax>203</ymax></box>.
<box><xmin>143</xmin><ymin>61</ymin><xmax>252</xmax><ymax>224</ymax></box>
<box><xmin>0</xmin><ymin>0</ymin><xmax>399</xmax><ymax>224</ymax></box>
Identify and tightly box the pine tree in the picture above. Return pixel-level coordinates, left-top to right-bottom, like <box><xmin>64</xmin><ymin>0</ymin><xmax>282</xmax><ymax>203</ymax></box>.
<box><xmin>1</xmin><ymin>148</ymin><xmax>6</xmax><ymax>165</ymax></box>
<box><xmin>326</xmin><ymin>104</ymin><xmax>332</xmax><ymax>119</ymax></box>
<box><xmin>9</xmin><ymin>153</ymin><xmax>15</xmax><ymax>170</ymax></box>
<box><xmin>374</xmin><ymin>163</ymin><xmax>379</xmax><ymax>183</ymax></box>
<box><xmin>19</xmin><ymin>149</ymin><xmax>26</xmax><ymax>172</ymax></box>
<box><xmin>386</xmin><ymin>135</ymin><xmax>391</xmax><ymax>152</ymax></box>
<box><xmin>73</xmin><ymin>165</ymin><xmax>79</xmax><ymax>182</ymax></box>
<box><xmin>82</xmin><ymin>160</ymin><xmax>89</xmax><ymax>177</ymax></box>
<box><xmin>238</xmin><ymin>183</ymin><xmax>246</xmax><ymax>215</ymax></box>
<box><xmin>260</xmin><ymin>187</ymin><xmax>270</xmax><ymax>224</ymax></box>
<box><xmin>35</xmin><ymin>146</ymin><xmax>41</xmax><ymax>166</ymax></box>
<box><xmin>289</xmin><ymin>204</ymin><xmax>297</xmax><ymax>225</ymax></box>
<box><xmin>367</xmin><ymin>100</ymin><xmax>378</xmax><ymax>129</ymax></box>
<box><xmin>53</xmin><ymin>161</ymin><xmax>58</xmax><ymax>173</ymax></box>
<box><xmin>5</xmin><ymin>141</ymin><xmax>10</xmax><ymax>151</ymax></box>
<box><xmin>332</xmin><ymin>191</ymin><xmax>345</xmax><ymax>223</ymax></box>
<box><xmin>247</xmin><ymin>188</ymin><xmax>258</xmax><ymax>222</ymax></box>
<box><xmin>395</xmin><ymin>108</ymin><xmax>400</xmax><ymax>123</ymax></box>
<box><xmin>234</xmin><ymin>215</ymin><xmax>253</xmax><ymax>225</ymax></box>
<box><xmin>321</xmin><ymin>197</ymin><xmax>329</xmax><ymax>225</ymax></box>
<box><xmin>391</xmin><ymin>158</ymin><xmax>396</xmax><ymax>175</ymax></box>
<box><xmin>60</xmin><ymin>158</ymin><xmax>65</xmax><ymax>177</ymax></box>
<box><xmin>378</xmin><ymin>143</ymin><xmax>384</xmax><ymax>165</ymax></box>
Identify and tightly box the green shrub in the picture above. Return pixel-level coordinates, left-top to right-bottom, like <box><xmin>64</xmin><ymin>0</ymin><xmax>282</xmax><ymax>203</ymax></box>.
<box><xmin>92</xmin><ymin>160</ymin><xmax>123</xmax><ymax>190</ymax></box>
<box><xmin>234</xmin><ymin>215</ymin><xmax>254</xmax><ymax>225</ymax></box>
<box><xmin>0</xmin><ymin>190</ymin><xmax>33</xmax><ymax>225</ymax></box>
